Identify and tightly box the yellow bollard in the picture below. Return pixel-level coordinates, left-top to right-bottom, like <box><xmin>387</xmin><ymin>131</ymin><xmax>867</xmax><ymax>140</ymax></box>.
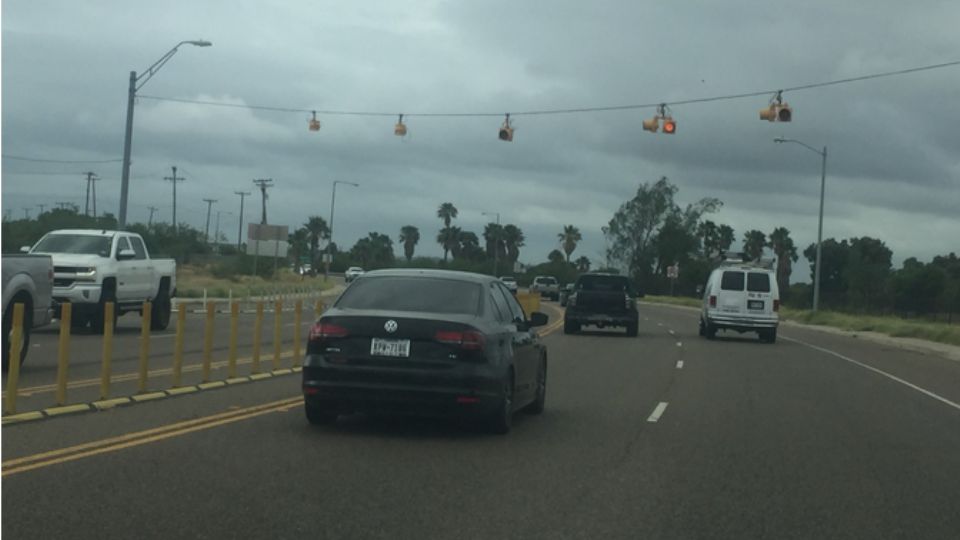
<box><xmin>99</xmin><ymin>302</ymin><xmax>115</xmax><ymax>399</ymax></box>
<box><xmin>228</xmin><ymin>301</ymin><xmax>239</xmax><ymax>378</ymax></box>
<box><xmin>4</xmin><ymin>303</ymin><xmax>25</xmax><ymax>415</ymax></box>
<box><xmin>55</xmin><ymin>302</ymin><xmax>73</xmax><ymax>406</ymax></box>
<box><xmin>171</xmin><ymin>304</ymin><xmax>186</xmax><ymax>387</ymax></box>
<box><xmin>252</xmin><ymin>301</ymin><xmax>264</xmax><ymax>373</ymax></box>
<box><xmin>314</xmin><ymin>298</ymin><xmax>324</xmax><ymax>317</ymax></box>
<box><xmin>272</xmin><ymin>300</ymin><xmax>282</xmax><ymax>370</ymax></box>
<box><xmin>137</xmin><ymin>301</ymin><xmax>152</xmax><ymax>393</ymax></box>
<box><xmin>202</xmin><ymin>301</ymin><xmax>215</xmax><ymax>382</ymax></box>
<box><xmin>292</xmin><ymin>299</ymin><xmax>303</xmax><ymax>367</ymax></box>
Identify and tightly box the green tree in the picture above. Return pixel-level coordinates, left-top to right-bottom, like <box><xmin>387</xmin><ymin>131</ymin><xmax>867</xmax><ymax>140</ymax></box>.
<box><xmin>349</xmin><ymin>232</ymin><xmax>395</xmax><ymax>269</ymax></box>
<box><xmin>768</xmin><ymin>227</ymin><xmax>798</xmax><ymax>296</ymax></box>
<box><xmin>288</xmin><ymin>228</ymin><xmax>310</xmax><ymax>269</ymax></box>
<box><xmin>502</xmin><ymin>224</ymin><xmax>525</xmax><ymax>263</ymax></box>
<box><xmin>304</xmin><ymin>216</ymin><xmax>330</xmax><ymax>267</ymax></box>
<box><xmin>437</xmin><ymin>202</ymin><xmax>458</xmax><ymax>228</ymax></box>
<box><xmin>548</xmin><ymin>249</ymin><xmax>566</xmax><ymax>264</ymax></box>
<box><xmin>558</xmin><ymin>225</ymin><xmax>582</xmax><ymax>262</ymax></box>
<box><xmin>742</xmin><ymin>230</ymin><xmax>767</xmax><ymax>262</ymax></box>
<box><xmin>718</xmin><ymin>224</ymin><xmax>736</xmax><ymax>254</ymax></box>
<box><xmin>399</xmin><ymin>225</ymin><xmax>420</xmax><ymax>262</ymax></box>
<box><xmin>803</xmin><ymin>238</ymin><xmax>850</xmax><ymax>308</ymax></box>
<box><xmin>455</xmin><ymin>230</ymin><xmax>485</xmax><ymax>262</ymax></box>
<box><xmin>575</xmin><ymin>256</ymin><xmax>591</xmax><ymax>273</ymax></box>
<box><xmin>483</xmin><ymin>223</ymin><xmax>506</xmax><ymax>260</ymax></box>
<box><xmin>844</xmin><ymin>237</ymin><xmax>892</xmax><ymax>309</ymax></box>
<box><xmin>437</xmin><ymin>226</ymin><xmax>461</xmax><ymax>263</ymax></box>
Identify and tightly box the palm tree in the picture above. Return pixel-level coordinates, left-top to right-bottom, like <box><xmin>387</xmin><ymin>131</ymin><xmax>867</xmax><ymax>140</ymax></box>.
<box><xmin>399</xmin><ymin>225</ymin><xmax>420</xmax><ymax>262</ymax></box>
<box><xmin>437</xmin><ymin>202</ymin><xmax>458</xmax><ymax>228</ymax></box>
<box><xmin>304</xmin><ymin>216</ymin><xmax>330</xmax><ymax>267</ymax></box>
<box><xmin>768</xmin><ymin>227</ymin><xmax>798</xmax><ymax>295</ymax></box>
<box><xmin>718</xmin><ymin>224</ymin><xmax>735</xmax><ymax>255</ymax></box>
<box><xmin>558</xmin><ymin>225</ymin><xmax>582</xmax><ymax>262</ymax></box>
<box><xmin>548</xmin><ymin>249</ymin><xmax>566</xmax><ymax>264</ymax></box>
<box><xmin>742</xmin><ymin>229</ymin><xmax>767</xmax><ymax>261</ymax></box>
<box><xmin>437</xmin><ymin>226</ymin><xmax>461</xmax><ymax>262</ymax></box>
<box><xmin>483</xmin><ymin>223</ymin><xmax>505</xmax><ymax>260</ymax></box>
<box><xmin>502</xmin><ymin>224</ymin><xmax>525</xmax><ymax>263</ymax></box>
<box><xmin>288</xmin><ymin>228</ymin><xmax>310</xmax><ymax>271</ymax></box>
<box><xmin>575</xmin><ymin>256</ymin><xmax>591</xmax><ymax>273</ymax></box>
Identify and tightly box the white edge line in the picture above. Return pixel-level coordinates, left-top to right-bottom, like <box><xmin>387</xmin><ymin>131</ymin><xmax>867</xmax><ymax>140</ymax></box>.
<box><xmin>647</xmin><ymin>401</ymin><xmax>669</xmax><ymax>422</ymax></box>
<box><xmin>782</xmin><ymin>336</ymin><xmax>960</xmax><ymax>413</ymax></box>
<box><xmin>676</xmin><ymin>360</ymin><xmax>684</xmax><ymax>369</ymax></box>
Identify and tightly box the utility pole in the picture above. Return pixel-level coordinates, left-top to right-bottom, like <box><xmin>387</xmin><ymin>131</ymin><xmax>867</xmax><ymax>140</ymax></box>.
<box><xmin>84</xmin><ymin>172</ymin><xmax>98</xmax><ymax>215</ymax></box>
<box><xmin>164</xmin><ymin>166</ymin><xmax>185</xmax><ymax>230</ymax></box>
<box><xmin>147</xmin><ymin>206</ymin><xmax>158</xmax><ymax>226</ymax></box>
<box><xmin>36</xmin><ymin>204</ymin><xmax>46</xmax><ymax>216</ymax></box>
<box><xmin>92</xmin><ymin>175</ymin><xmax>98</xmax><ymax>217</ymax></box>
<box><xmin>234</xmin><ymin>191</ymin><xmax>251</xmax><ymax>251</ymax></box>
<box><xmin>252</xmin><ymin>179</ymin><xmax>273</xmax><ymax>225</ymax></box>
<box><xmin>214</xmin><ymin>210</ymin><xmax>230</xmax><ymax>254</ymax></box>
<box><xmin>55</xmin><ymin>202</ymin><xmax>73</xmax><ymax>210</ymax></box>
<box><xmin>202</xmin><ymin>198</ymin><xmax>217</xmax><ymax>243</ymax></box>
<box><xmin>22</xmin><ymin>207</ymin><xmax>31</xmax><ymax>220</ymax></box>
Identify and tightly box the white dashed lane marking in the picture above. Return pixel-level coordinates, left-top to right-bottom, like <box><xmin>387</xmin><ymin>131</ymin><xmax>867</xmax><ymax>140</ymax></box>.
<box><xmin>676</xmin><ymin>342</ymin><xmax>682</xmax><ymax>347</ymax></box>
<box><xmin>676</xmin><ymin>360</ymin><xmax>684</xmax><ymax>369</ymax></box>
<box><xmin>647</xmin><ymin>402</ymin><xmax>669</xmax><ymax>423</ymax></box>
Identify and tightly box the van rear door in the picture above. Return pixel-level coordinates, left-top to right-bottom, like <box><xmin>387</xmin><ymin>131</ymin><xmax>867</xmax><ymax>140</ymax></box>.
<box><xmin>717</xmin><ymin>270</ymin><xmax>745</xmax><ymax>314</ymax></box>
<box><xmin>745</xmin><ymin>272</ymin><xmax>774</xmax><ymax>316</ymax></box>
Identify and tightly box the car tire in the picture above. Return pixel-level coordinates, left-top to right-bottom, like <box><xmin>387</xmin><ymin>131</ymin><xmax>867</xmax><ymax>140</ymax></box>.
<box><xmin>563</xmin><ymin>320</ymin><xmax>580</xmax><ymax>334</ymax></box>
<box><xmin>2</xmin><ymin>302</ymin><xmax>30</xmax><ymax>373</ymax></box>
<box><xmin>526</xmin><ymin>359</ymin><xmax>546</xmax><ymax>415</ymax></box>
<box><xmin>305</xmin><ymin>402</ymin><xmax>337</xmax><ymax>425</ymax></box>
<box><xmin>698</xmin><ymin>317</ymin><xmax>706</xmax><ymax>337</ymax></box>
<box><xmin>488</xmin><ymin>372</ymin><xmax>514</xmax><ymax>434</ymax></box>
<box><xmin>150</xmin><ymin>286</ymin><xmax>172</xmax><ymax>331</ymax></box>
<box><xmin>705</xmin><ymin>321</ymin><xmax>717</xmax><ymax>340</ymax></box>
<box><xmin>91</xmin><ymin>284</ymin><xmax>118</xmax><ymax>335</ymax></box>
<box><xmin>626</xmin><ymin>321</ymin><xmax>639</xmax><ymax>337</ymax></box>
<box><xmin>760</xmin><ymin>329</ymin><xmax>777</xmax><ymax>344</ymax></box>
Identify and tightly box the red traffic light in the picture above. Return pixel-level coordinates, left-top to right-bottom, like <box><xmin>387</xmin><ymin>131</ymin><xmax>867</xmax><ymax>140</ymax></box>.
<box><xmin>662</xmin><ymin>117</ymin><xmax>676</xmax><ymax>134</ymax></box>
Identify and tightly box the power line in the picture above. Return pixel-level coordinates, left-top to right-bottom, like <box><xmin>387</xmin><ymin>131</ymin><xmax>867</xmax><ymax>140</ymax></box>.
<box><xmin>2</xmin><ymin>155</ymin><xmax>122</xmax><ymax>164</ymax></box>
<box><xmin>138</xmin><ymin>59</ymin><xmax>960</xmax><ymax>118</ymax></box>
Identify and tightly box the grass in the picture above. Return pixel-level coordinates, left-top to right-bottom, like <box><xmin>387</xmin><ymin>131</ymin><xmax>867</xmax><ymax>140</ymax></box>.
<box><xmin>176</xmin><ymin>265</ymin><xmax>336</xmax><ymax>299</ymax></box>
<box><xmin>643</xmin><ymin>295</ymin><xmax>960</xmax><ymax>347</ymax></box>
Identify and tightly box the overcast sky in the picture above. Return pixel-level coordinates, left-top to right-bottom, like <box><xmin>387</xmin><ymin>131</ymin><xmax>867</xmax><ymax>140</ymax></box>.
<box><xmin>3</xmin><ymin>0</ymin><xmax>958</xmax><ymax>280</ymax></box>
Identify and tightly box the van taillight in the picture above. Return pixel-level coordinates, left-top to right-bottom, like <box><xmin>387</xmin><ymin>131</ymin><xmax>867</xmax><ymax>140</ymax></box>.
<box><xmin>309</xmin><ymin>321</ymin><xmax>349</xmax><ymax>340</ymax></box>
<box><xmin>773</xmin><ymin>299</ymin><xmax>780</xmax><ymax>312</ymax></box>
<box><xmin>709</xmin><ymin>295</ymin><xmax>717</xmax><ymax>308</ymax></box>
<box><xmin>435</xmin><ymin>330</ymin><xmax>485</xmax><ymax>351</ymax></box>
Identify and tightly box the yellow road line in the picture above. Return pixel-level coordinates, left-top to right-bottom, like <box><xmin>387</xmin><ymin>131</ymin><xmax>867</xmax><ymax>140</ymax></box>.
<box><xmin>2</xmin><ymin>397</ymin><xmax>301</xmax><ymax>476</ymax></box>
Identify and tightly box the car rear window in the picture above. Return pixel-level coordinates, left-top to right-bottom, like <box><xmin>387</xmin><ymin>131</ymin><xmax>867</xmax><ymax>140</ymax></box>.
<box><xmin>747</xmin><ymin>272</ymin><xmax>771</xmax><ymax>292</ymax></box>
<box><xmin>720</xmin><ymin>271</ymin><xmax>745</xmax><ymax>291</ymax></box>
<box><xmin>336</xmin><ymin>276</ymin><xmax>482</xmax><ymax>315</ymax></box>
<box><xmin>537</xmin><ymin>277</ymin><xmax>557</xmax><ymax>284</ymax></box>
<box><xmin>577</xmin><ymin>275</ymin><xmax>629</xmax><ymax>292</ymax></box>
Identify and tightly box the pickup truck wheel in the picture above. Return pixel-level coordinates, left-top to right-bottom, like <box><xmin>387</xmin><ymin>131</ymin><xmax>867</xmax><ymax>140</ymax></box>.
<box><xmin>150</xmin><ymin>289</ymin><xmax>172</xmax><ymax>331</ymax></box>
<box><xmin>91</xmin><ymin>287</ymin><xmax>118</xmax><ymax>334</ymax></box>
<box><xmin>626</xmin><ymin>321</ymin><xmax>639</xmax><ymax>337</ymax></box>
<box><xmin>2</xmin><ymin>305</ymin><xmax>31</xmax><ymax>373</ymax></box>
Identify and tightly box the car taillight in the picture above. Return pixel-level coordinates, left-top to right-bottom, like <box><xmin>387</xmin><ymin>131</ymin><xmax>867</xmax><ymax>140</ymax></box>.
<box><xmin>435</xmin><ymin>330</ymin><xmax>485</xmax><ymax>351</ymax></box>
<box><xmin>709</xmin><ymin>295</ymin><xmax>717</xmax><ymax>308</ymax></box>
<box><xmin>773</xmin><ymin>299</ymin><xmax>780</xmax><ymax>312</ymax></box>
<box><xmin>309</xmin><ymin>321</ymin><xmax>349</xmax><ymax>340</ymax></box>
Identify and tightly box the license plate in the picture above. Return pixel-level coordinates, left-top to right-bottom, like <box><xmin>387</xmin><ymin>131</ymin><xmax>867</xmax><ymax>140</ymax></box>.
<box><xmin>748</xmin><ymin>300</ymin><xmax>764</xmax><ymax>311</ymax></box>
<box><xmin>370</xmin><ymin>338</ymin><xmax>411</xmax><ymax>358</ymax></box>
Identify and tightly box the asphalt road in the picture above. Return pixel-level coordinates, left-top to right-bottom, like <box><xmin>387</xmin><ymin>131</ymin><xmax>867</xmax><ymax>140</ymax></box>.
<box><xmin>3</xmin><ymin>301</ymin><xmax>960</xmax><ymax>539</ymax></box>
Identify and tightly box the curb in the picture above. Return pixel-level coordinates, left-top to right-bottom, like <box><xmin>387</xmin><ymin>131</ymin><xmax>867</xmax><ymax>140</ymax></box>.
<box><xmin>2</xmin><ymin>367</ymin><xmax>303</xmax><ymax>427</ymax></box>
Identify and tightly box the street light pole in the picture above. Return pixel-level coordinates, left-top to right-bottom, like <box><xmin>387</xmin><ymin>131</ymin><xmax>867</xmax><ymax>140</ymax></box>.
<box><xmin>326</xmin><ymin>181</ymin><xmax>359</xmax><ymax>278</ymax></box>
<box><xmin>118</xmin><ymin>40</ymin><xmax>212</xmax><ymax>227</ymax></box>
<box><xmin>774</xmin><ymin>138</ymin><xmax>828</xmax><ymax>312</ymax></box>
<box><xmin>234</xmin><ymin>191</ymin><xmax>251</xmax><ymax>252</ymax></box>
<box><xmin>483</xmin><ymin>211</ymin><xmax>501</xmax><ymax>277</ymax></box>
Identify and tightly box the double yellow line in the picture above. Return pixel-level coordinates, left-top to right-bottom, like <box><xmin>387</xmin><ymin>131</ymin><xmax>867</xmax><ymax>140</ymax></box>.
<box><xmin>2</xmin><ymin>396</ymin><xmax>301</xmax><ymax>477</ymax></box>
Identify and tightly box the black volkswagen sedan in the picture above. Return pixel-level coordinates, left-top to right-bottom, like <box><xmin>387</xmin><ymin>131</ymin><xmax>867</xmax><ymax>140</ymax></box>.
<box><xmin>302</xmin><ymin>269</ymin><xmax>549</xmax><ymax>433</ymax></box>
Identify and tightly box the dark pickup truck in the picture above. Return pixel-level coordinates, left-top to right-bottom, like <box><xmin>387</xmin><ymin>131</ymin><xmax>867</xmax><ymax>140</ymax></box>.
<box><xmin>563</xmin><ymin>273</ymin><xmax>639</xmax><ymax>336</ymax></box>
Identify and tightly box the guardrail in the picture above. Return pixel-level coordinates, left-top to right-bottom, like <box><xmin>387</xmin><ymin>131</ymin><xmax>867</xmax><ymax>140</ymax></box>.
<box><xmin>3</xmin><ymin>295</ymin><xmax>327</xmax><ymax>416</ymax></box>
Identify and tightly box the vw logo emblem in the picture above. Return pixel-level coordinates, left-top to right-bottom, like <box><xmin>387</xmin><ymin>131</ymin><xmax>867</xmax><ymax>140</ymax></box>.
<box><xmin>384</xmin><ymin>320</ymin><xmax>398</xmax><ymax>333</ymax></box>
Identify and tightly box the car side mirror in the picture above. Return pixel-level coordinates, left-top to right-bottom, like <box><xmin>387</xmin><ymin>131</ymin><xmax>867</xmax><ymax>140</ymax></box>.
<box><xmin>528</xmin><ymin>311</ymin><xmax>549</xmax><ymax>328</ymax></box>
<box><xmin>117</xmin><ymin>249</ymin><xmax>136</xmax><ymax>260</ymax></box>
<box><xmin>20</xmin><ymin>246</ymin><xmax>31</xmax><ymax>253</ymax></box>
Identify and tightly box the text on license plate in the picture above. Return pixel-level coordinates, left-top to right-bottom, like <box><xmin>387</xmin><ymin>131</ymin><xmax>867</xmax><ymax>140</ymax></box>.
<box><xmin>370</xmin><ymin>338</ymin><xmax>411</xmax><ymax>358</ymax></box>
<box><xmin>748</xmin><ymin>300</ymin><xmax>764</xmax><ymax>310</ymax></box>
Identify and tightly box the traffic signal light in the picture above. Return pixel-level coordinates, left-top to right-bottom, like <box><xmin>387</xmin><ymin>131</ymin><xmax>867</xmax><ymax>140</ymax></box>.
<box><xmin>662</xmin><ymin>116</ymin><xmax>676</xmax><ymax>134</ymax></box>
<box><xmin>498</xmin><ymin>114</ymin><xmax>514</xmax><ymax>142</ymax></box>
<box><xmin>642</xmin><ymin>116</ymin><xmax>660</xmax><ymax>132</ymax></box>
<box><xmin>308</xmin><ymin>111</ymin><xmax>320</xmax><ymax>131</ymax></box>
<box><xmin>776</xmin><ymin>103</ymin><xmax>792</xmax><ymax>122</ymax></box>
<box><xmin>394</xmin><ymin>114</ymin><xmax>407</xmax><ymax>136</ymax></box>
<box><xmin>760</xmin><ymin>92</ymin><xmax>792</xmax><ymax>122</ymax></box>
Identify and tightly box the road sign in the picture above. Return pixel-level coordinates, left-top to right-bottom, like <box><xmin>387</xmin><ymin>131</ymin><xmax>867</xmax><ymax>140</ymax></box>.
<box><xmin>667</xmin><ymin>264</ymin><xmax>679</xmax><ymax>279</ymax></box>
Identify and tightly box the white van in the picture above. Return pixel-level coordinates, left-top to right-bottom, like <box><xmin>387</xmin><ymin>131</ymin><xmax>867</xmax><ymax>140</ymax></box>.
<box><xmin>699</xmin><ymin>262</ymin><xmax>780</xmax><ymax>343</ymax></box>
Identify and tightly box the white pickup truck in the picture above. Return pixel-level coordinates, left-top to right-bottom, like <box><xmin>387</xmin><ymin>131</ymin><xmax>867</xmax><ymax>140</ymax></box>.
<box><xmin>2</xmin><ymin>254</ymin><xmax>54</xmax><ymax>371</ymax></box>
<box><xmin>26</xmin><ymin>229</ymin><xmax>176</xmax><ymax>333</ymax></box>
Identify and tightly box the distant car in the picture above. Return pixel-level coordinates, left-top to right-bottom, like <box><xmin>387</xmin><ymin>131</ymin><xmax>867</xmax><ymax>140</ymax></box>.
<box><xmin>500</xmin><ymin>276</ymin><xmax>519</xmax><ymax>294</ymax></box>
<box><xmin>302</xmin><ymin>269</ymin><xmax>550</xmax><ymax>434</ymax></box>
<box><xmin>699</xmin><ymin>262</ymin><xmax>779</xmax><ymax>343</ymax></box>
<box><xmin>564</xmin><ymin>273</ymin><xmax>639</xmax><ymax>336</ymax></box>
<box><xmin>530</xmin><ymin>276</ymin><xmax>560</xmax><ymax>300</ymax></box>
<box><xmin>559</xmin><ymin>283</ymin><xmax>575</xmax><ymax>307</ymax></box>
<box><xmin>344</xmin><ymin>267</ymin><xmax>365</xmax><ymax>282</ymax></box>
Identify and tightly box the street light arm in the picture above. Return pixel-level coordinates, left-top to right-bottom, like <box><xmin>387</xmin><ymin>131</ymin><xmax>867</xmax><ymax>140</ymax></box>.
<box><xmin>774</xmin><ymin>138</ymin><xmax>824</xmax><ymax>157</ymax></box>
<box><xmin>135</xmin><ymin>40</ymin><xmax>212</xmax><ymax>91</ymax></box>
